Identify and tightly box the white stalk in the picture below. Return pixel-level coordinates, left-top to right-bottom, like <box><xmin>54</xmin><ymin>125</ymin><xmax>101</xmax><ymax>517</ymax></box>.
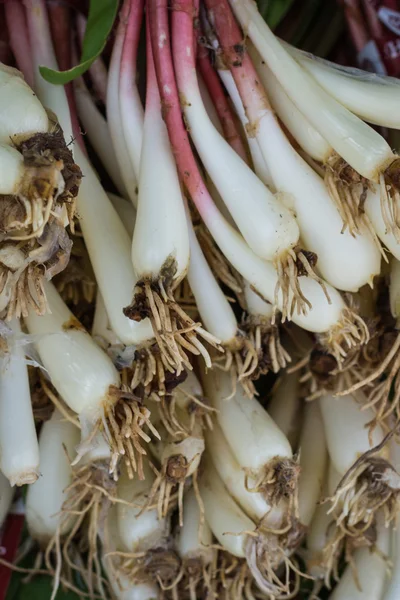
<box><xmin>75</xmin><ymin>145</ymin><xmax>153</xmax><ymax>345</ymax></box>
<box><xmin>268</xmin><ymin>372</ymin><xmax>301</xmax><ymax>451</ymax></box>
<box><xmin>0</xmin><ymin>318</ymin><xmax>39</xmax><ymax>486</ymax></box>
<box><xmin>131</xmin><ymin>59</ymin><xmax>189</xmax><ymax>285</ymax></box>
<box><xmin>329</xmin><ymin>514</ymin><xmax>389</xmax><ymax>600</ymax></box>
<box><xmin>0</xmin><ymin>64</ymin><xmax>48</xmax><ymax>144</ymax></box>
<box><xmin>117</xmin><ymin>462</ymin><xmax>166</xmax><ymax>553</ymax></box>
<box><xmin>365</xmin><ymin>188</ymin><xmax>400</xmax><ymax>260</ymax></box>
<box><xmin>320</xmin><ymin>392</ymin><xmax>385</xmax><ymax>475</ymax></box>
<box><xmin>229</xmin><ymin>0</ymin><xmax>395</xmax><ymax>180</ymax></box>
<box><xmin>249</xmin><ymin>45</ymin><xmax>331</xmax><ymax>163</ymax></box>
<box><xmin>390</xmin><ymin>258</ymin><xmax>400</xmax><ymax>325</ymax></box>
<box><xmin>200</xmin><ymin>205</ymin><xmax>354</xmax><ymax>334</ymax></box>
<box><xmin>108</xmin><ymin>192</ymin><xmax>136</xmax><ymax>237</ymax></box>
<box><xmin>199</xmin><ymin>74</ymin><xmax>224</xmax><ymax>135</ymax></box>
<box><xmin>102</xmin><ymin>506</ymin><xmax>160</xmax><ymax>600</ymax></box>
<box><xmin>222</xmin><ymin>69</ymin><xmax>381</xmax><ymax>292</ymax></box>
<box><xmin>305</xmin><ymin>475</ymin><xmax>333</xmax><ymax>578</ymax></box>
<box><xmin>26</xmin><ymin>409</ymin><xmax>80</xmax><ymax>544</ymax></box>
<box><xmin>173</xmin><ymin>370</ymin><xmax>204</xmax><ymax>412</ymax></box>
<box><xmin>199</xmin><ymin>458</ymin><xmax>256</xmax><ymax>557</ymax></box>
<box><xmin>202</xmin><ymin>368</ymin><xmax>292</xmax><ymax>477</ymax></box>
<box><xmin>217</xmin><ymin>68</ymin><xmax>273</xmax><ymax>188</ymax></box>
<box><xmin>24</xmin><ymin>281</ymin><xmax>121</xmax><ymax>430</ymax></box>
<box><xmin>177</xmin><ymin>487</ymin><xmax>214</xmax><ymax>564</ymax></box>
<box><xmin>0</xmin><ymin>471</ymin><xmax>14</xmax><ymax>528</ymax></box>
<box><xmin>287</xmin><ymin>43</ymin><xmax>400</xmax><ymax>129</ymax></box>
<box><xmin>0</xmin><ymin>144</ymin><xmax>24</xmax><ymax>194</ymax></box>
<box><xmin>186</xmin><ymin>215</ymin><xmax>238</xmax><ymax>344</ymax></box>
<box><xmin>74</xmin><ymin>77</ymin><xmax>127</xmax><ymax>197</ymax></box>
<box><xmin>24</xmin><ymin>0</ymin><xmax>73</xmax><ymax>146</ymax></box>
<box><xmin>244</xmin><ymin>280</ymin><xmax>274</xmax><ymax>319</ymax></box>
<box><xmin>298</xmin><ymin>402</ymin><xmax>327</xmax><ymax>528</ymax></box>
<box><xmin>176</xmin><ymin>45</ymin><xmax>299</xmax><ymax>262</ymax></box>
<box><xmin>205</xmin><ymin>422</ymin><xmax>278</xmax><ymax>523</ymax></box>
<box><xmin>92</xmin><ymin>290</ymin><xmax>121</xmax><ymax>348</ymax></box>
<box><xmin>119</xmin><ymin>54</ymin><xmax>144</xmax><ymax>183</ymax></box>
<box><xmin>107</xmin><ymin>17</ymin><xmax>138</xmax><ymax>206</ymax></box>
<box><xmin>383</xmin><ymin>513</ymin><xmax>400</xmax><ymax>600</ymax></box>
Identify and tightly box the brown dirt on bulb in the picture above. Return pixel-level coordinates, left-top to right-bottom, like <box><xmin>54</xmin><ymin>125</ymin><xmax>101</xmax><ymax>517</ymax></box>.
<box><xmin>274</xmin><ymin>247</ymin><xmax>330</xmax><ymax>324</ymax></box>
<box><xmin>124</xmin><ymin>263</ymin><xmax>223</xmax><ymax>378</ymax></box>
<box><xmin>17</xmin><ymin>126</ymin><xmax>82</xmax><ymax>209</ymax></box>
<box><xmin>241</xmin><ymin>312</ymin><xmax>291</xmax><ymax>378</ymax></box>
<box><xmin>324</xmin><ymin>154</ymin><xmax>371</xmax><ymax>237</ymax></box>
<box><xmin>103</xmin><ymin>385</ymin><xmax>160</xmax><ymax>480</ymax></box>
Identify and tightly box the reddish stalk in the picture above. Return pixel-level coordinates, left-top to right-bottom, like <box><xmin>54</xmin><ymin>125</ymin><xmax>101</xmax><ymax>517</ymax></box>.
<box><xmin>197</xmin><ymin>43</ymin><xmax>248</xmax><ymax>164</ymax></box>
<box><xmin>4</xmin><ymin>1</ymin><xmax>34</xmax><ymax>87</ymax></box>
<box><xmin>119</xmin><ymin>0</ymin><xmax>145</xmax><ymax>177</ymax></box>
<box><xmin>148</xmin><ymin>0</ymin><xmax>222</xmax><ymax>226</ymax></box>
<box><xmin>76</xmin><ymin>13</ymin><xmax>108</xmax><ymax>105</ymax></box>
<box><xmin>203</xmin><ymin>0</ymin><xmax>273</xmax><ymax>131</ymax></box>
<box><xmin>47</xmin><ymin>0</ymin><xmax>85</xmax><ymax>152</ymax></box>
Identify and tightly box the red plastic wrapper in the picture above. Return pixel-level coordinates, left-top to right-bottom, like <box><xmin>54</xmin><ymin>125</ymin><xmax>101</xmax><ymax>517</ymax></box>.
<box><xmin>0</xmin><ymin>500</ymin><xmax>25</xmax><ymax>600</ymax></box>
<box><xmin>343</xmin><ymin>1</ymin><xmax>400</xmax><ymax>75</ymax></box>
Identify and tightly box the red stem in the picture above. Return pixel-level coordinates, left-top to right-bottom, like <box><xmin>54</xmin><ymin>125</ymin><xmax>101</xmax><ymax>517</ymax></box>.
<box><xmin>4</xmin><ymin>1</ymin><xmax>34</xmax><ymax>87</ymax></box>
<box><xmin>203</xmin><ymin>0</ymin><xmax>271</xmax><ymax>130</ymax></box>
<box><xmin>342</xmin><ymin>0</ymin><xmax>369</xmax><ymax>52</ymax></box>
<box><xmin>120</xmin><ymin>0</ymin><xmax>144</xmax><ymax>105</ymax></box>
<box><xmin>145</xmin><ymin>2</ymin><xmax>159</xmax><ymax>111</ymax></box>
<box><xmin>197</xmin><ymin>43</ymin><xmax>249</xmax><ymax>164</ymax></box>
<box><xmin>47</xmin><ymin>1</ymin><xmax>86</xmax><ymax>152</ymax></box>
<box><xmin>148</xmin><ymin>0</ymin><xmax>219</xmax><ymax>221</ymax></box>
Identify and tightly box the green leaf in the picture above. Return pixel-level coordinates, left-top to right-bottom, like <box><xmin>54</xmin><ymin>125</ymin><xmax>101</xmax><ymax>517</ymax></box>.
<box><xmin>259</xmin><ymin>0</ymin><xmax>296</xmax><ymax>29</ymax></box>
<box><xmin>39</xmin><ymin>0</ymin><xmax>119</xmax><ymax>85</ymax></box>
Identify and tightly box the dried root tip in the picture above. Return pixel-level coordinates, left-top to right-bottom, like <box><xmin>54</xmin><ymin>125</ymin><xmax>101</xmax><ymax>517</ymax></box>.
<box><xmin>328</xmin><ymin>436</ymin><xmax>400</xmax><ymax>538</ymax></box>
<box><xmin>129</xmin><ymin>345</ymin><xmax>188</xmax><ymax>402</ymax></box>
<box><xmin>274</xmin><ymin>248</ymin><xmax>330</xmax><ymax>323</ymax></box>
<box><xmin>213</xmin><ymin>335</ymin><xmax>258</xmax><ymax>398</ymax></box>
<box><xmin>59</xmin><ymin>462</ymin><xmax>118</xmax><ymax>597</ymax></box>
<box><xmin>245</xmin><ymin>535</ymin><xmax>304</xmax><ymax>599</ymax></box>
<box><xmin>117</xmin><ymin>548</ymin><xmax>183</xmax><ymax>591</ymax></box>
<box><xmin>0</xmin><ymin>260</ymin><xmax>48</xmax><ymax>320</ymax></box>
<box><xmin>318</xmin><ymin>308</ymin><xmax>369</xmax><ymax>369</ymax></box>
<box><xmin>241</xmin><ymin>314</ymin><xmax>291</xmax><ymax>378</ymax></box>
<box><xmin>104</xmin><ymin>386</ymin><xmax>160</xmax><ymax>480</ymax></box>
<box><xmin>196</xmin><ymin>224</ymin><xmax>245</xmax><ymax>306</ymax></box>
<box><xmin>54</xmin><ymin>237</ymin><xmax>96</xmax><ymax>306</ymax></box>
<box><xmin>337</xmin><ymin>331</ymin><xmax>400</xmax><ymax>425</ymax></box>
<box><xmin>324</xmin><ymin>154</ymin><xmax>370</xmax><ymax>236</ymax></box>
<box><xmin>247</xmin><ymin>457</ymin><xmax>301</xmax><ymax>515</ymax></box>
<box><xmin>0</xmin><ymin>215</ymin><xmax>73</xmax><ymax>320</ymax></box>
<box><xmin>380</xmin><ymin>159</ymin><xmax>400</xmax><ymax>243</ymax></box>
<box><xmin>124</xmin><ymin>279</ymin><xmax>223</xmax><ymax>375</ymax></box>
<box><xmin>321</xmin><ymin>519</ymin><xmax>376</xmax><ymax>586</ymax></box>
<box><xmin>4</xmin><ymin>126</ymin><xmax>82</xmax><ymax>240</ymax></box>
<box><xmin>158</xmin><ymin>391</ymin><xmax>216</xmax><ymax>437</ymax></box>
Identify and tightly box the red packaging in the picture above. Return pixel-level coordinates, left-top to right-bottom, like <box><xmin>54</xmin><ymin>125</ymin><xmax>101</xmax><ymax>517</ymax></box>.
<box><xmin>357</xmin><ymin>1</ymin><xmax>400</xmax><ymax>75</ymax></box>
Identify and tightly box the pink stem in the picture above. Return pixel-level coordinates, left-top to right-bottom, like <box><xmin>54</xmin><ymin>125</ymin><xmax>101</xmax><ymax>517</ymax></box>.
<box><xmin>342</xmin><ymin>0</ymin><xmax>369</xmax><ymax>52</ymax></box>
<box><xmin>120</xmin><ymin>0</ymin><xmax>144</xmax><ymax>107</ymax></box>
<box><xmin>148</xmin><ymin>0</ymin><xmax>219</xmax><ymax>223</ymax></box>
<box><xmin>47</xmin><ymin>0</ymin><xmax>85</xmax><ymax>151</ymax></box>
<box><xmin>197</xmin><ymin>43</ymin><xmax>249</xmax><ymax>164</ymax></box>
<box><xmin>203</xmin><ymin>0</ymin><xmax>272</xmax><ymax>130</ymax></box>
<box><xmin>145</xmin><ymin>8</ymin><xmax>159</xmax><ymax>112</ymax></box>
<box><xmin>76</xmin><ymin>13</ymin><xmax>108</xmax><ymax>104</ymax></box>
<box><xmin>4</xmin><ymin>1</ymin><xmax>34</xmax><ymax>88</ymax></box>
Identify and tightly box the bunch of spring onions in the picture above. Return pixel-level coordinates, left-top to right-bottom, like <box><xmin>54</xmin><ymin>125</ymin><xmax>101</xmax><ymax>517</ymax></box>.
<box><xmin>2</xmin><ymin>0</ymin><xmax>400</xmax><ymax>598</ymax></box>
